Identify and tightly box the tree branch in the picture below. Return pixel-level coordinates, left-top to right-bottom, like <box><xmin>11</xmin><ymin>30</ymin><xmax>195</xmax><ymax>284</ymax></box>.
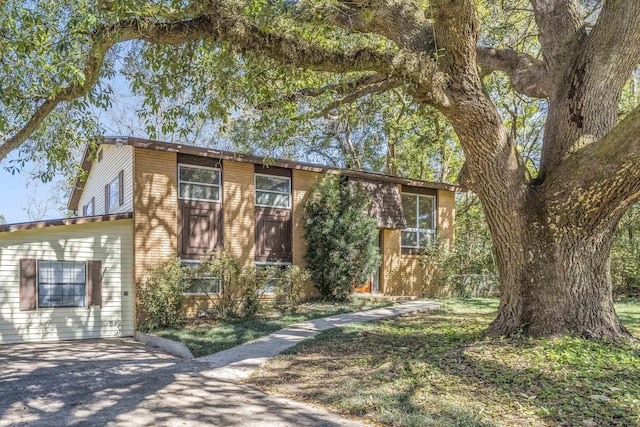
<box><xmin>580</xmin><ymin>0</ymin><xmax>640</xmax><ymax>96</ymax></box>
<box><xmin>316</xmin><ymin>77</ymin><xmax>403</xmax><ymax>118</ymax></box>
<box><xmin>429</xmin><ymin>0</ymin><xmax>530</xmax><ymax>191</ymax></box>
<box><xmin>544</xmin><ymin>104</ymin><xmax>640</xmax><ymax>228</ymax></box>
<box><xmin>316</xmin><ymin>0</ymin><xmax>434</xmax><ymax>52</ymax></box>
<box><xmin>257</xmin><ymin>74</ymin><xmax>389</xmax><ymax>109</ymax></box>
<box><xmin>477</xmin><ymin>47</ymin><xmax>550</xmax><ymax>98</ymax></box>
<box><xmin>529</xmin><ymin>0</ymin><xmax>585</xmax><ymax>70</ymax></box>
<box><xmin>315</xmin><ymin>1</ymin><xmax>551</xmax><ymax>99</ymax></box>
<box><xmin>538</xmin><ymin>1</ymin><xmax>640</xmax><ymax>177</ymax></box>
<box><xmin>0</xmin><ymin>5</ymin><xmax>397</xmax><ymax>161</ymax></box>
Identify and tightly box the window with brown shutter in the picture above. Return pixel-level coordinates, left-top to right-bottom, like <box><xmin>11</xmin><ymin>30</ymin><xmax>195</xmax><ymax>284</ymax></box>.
<box><xmin>38</xmin><ymin>261</ymin><xmax>86</xmax><ymax>308</ymax></box>
<box><xmin>19</xmin><ymin>259</ymin><xmax>37</xmax><ymax>311</ymax></box>
<box><xmin>86</xmin><ymin>260</ymin><xmax>102</xmax><ymax>307</ymax></box>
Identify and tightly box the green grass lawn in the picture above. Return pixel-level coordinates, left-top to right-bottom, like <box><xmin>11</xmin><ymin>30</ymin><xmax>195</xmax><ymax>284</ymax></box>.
<box><xmin>250</xmin><ymin>298</ymin><xmax>640</xmax><ymax>427</ymax></box>
<box><xmin>155</xmin><ymin>298</ymin><xmax>395</xmax><ymax>357</ymax></box>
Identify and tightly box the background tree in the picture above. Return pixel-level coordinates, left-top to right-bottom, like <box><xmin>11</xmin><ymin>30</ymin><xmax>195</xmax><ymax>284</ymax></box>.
<box><xmin>611</xmin><ymin>205</ymin><xmax>640</xmax><ymax>297</ymax></box>
<box><xmin>303</xmin><ymin>175</ymin><xmax>380</xmax><ymax>300</ymax></box>
<box><xmin>2</xmin><ymin>0</ymin><xmax>640</xmax><ymax>338</ymax></box>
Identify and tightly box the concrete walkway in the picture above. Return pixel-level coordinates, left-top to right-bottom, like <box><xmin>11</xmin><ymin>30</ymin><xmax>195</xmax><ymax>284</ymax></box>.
<box><xmin>196</xmin><ymin>300</ymin><xmax>440</xmax><ymax>380</ymax></box>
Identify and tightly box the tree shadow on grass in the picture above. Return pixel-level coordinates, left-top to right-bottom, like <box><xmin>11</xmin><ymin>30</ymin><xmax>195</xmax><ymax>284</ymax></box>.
<box><xmin>439</xmin><ymin>298</ymin><xmax>499</xmax><ymax>310</ymax></box>
<box><xmin>252</xmin><ymin>309</ymin><xmax>640</xmax><ymax>427</ymax></box>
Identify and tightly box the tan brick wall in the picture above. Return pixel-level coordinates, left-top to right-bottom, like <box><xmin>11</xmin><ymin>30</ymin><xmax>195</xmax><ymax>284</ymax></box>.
<box><xmin>222</xmin><ymin>160</ymin><xmax>255</xmax><ymax>265</ymax></box>
<box><xmin>437</xmin><ymin>189</ymin><xmax>456</xmax><ymax>247</ymax></box>
<box><xmin>133</xmin><ymin>148</ymin><xmax>178</xmax><ymax>283</ymax></box>
<box><xmin>292</xmin><ymin>169</ymin><xmax>322</xmax><ymax>297</ymax></box>
<box><xmin>381</xmin><ymin>188</ymin><xmax>456</xmax><ymax>296</ymax></box>
<box><xmin>380</xmin><ymin>228</ymin><xmax>399</xmax><ymax>295</ymax></box>
<box><xmin>383</xmin><ymin>246</ymin><xmax>440</xmax><ymax>296</ymax></box>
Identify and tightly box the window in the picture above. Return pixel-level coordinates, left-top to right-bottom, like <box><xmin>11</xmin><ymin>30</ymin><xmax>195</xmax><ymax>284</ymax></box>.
<box><xmin>401</xmin><ymin>193</ymin><xmax>436</xmax><ymax>250</ymax></box>
<box><xmin>178</xmin><ymin>164</ymin><xmax>221</xmax><ymax>202</ymax></box>
<box><xmin>106</xmin><ymin>171</ymin><xmax>123</xmax><ymax>213</ymax></box>
<box><xmin>38</xmin><ymin>261</ymin><xmax>86</xmax><ymax>308</ymax></box>
<box><xmin>256</xmin><ymin>262</ymin><xmax>290</xmax><ymax>294</ymax></box>
<box><xmin>181</xmin><ymin>260</ymin><xmax>222</xmax><ymax>295</ymax></box>
<box><xmin>255</xmin><ymin>174</ymin><xmax>291</xmax><ymax>208</ymax></box>
<box><xmin>83</xmin><ymin>198</ymin><xmax>95</xmax><ymax>217</ymax></box>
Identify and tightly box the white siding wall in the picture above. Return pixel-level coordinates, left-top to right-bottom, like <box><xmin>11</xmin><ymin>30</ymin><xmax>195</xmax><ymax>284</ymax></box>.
<box><xmin>0</xmin><ymin>219</ymin><xmax>134</xmax><ymax>344</ymax></box>
<box><xmin>78</xmin><ymin>145</ymin><xmax>134</xmax><ymax>216</ymax></box>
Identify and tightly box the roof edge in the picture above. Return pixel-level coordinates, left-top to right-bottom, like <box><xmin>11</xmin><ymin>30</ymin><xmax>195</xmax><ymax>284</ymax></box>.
<box><xmin>68</xmin><ymin>136</ymin><xmax>465</xmax><ymax>210</ymax></box>
<box><xmin>117</xmin><ymin>137</ymin><xmax>465</xmax><ymax>192</ymax></box>
<box><xmin>0</xmin><ymin>213</ymin><xmax>133</xmax><ymax>234</ymax></box>
<box><xmin>67</xmin><ymin>140</ymin><xmax>101</xmax><ymax>211</ymax></box>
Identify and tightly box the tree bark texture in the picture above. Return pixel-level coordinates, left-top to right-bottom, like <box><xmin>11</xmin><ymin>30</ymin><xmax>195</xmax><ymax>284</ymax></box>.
<box><xmin>427</xmin><ymin>0</ymin><xmax>639</xmax><ymax>339</ymax></box>
<box><xmin>487</xmin><ymin>197</ymin><xmax>629</xmax><ymax>338</ymax></box>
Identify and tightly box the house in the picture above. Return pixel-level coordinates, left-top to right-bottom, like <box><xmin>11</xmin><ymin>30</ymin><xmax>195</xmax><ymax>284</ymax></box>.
<box><xmin>0</xmin><ymin>137</ymin><xmax>461</xmax><ymax>344</ymax></box>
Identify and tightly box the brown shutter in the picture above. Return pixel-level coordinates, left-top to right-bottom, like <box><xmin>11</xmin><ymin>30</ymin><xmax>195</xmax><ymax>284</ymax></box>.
<box><xmin>255</xmin><ymin>207</ymin><xmax>292</xmax><ymax>263</ymax></box>
<box><xmin>105</xmin><ymin>184</ymin><xmax>110</xmax><ymax>214</ymax></box>
<box><xmin>86</xmin><ymin>260</ymin><xmax>102</xmax><ymax>307</ymax></box>
<box><xmin>118</xmin><ymin>170</ymin><xmax>124</xmax><ymax>206</ymax></box>
<box><xmin>19</xmin><ymin>259</ymin><xmax>37</xmax><ymax>311</ymax></box>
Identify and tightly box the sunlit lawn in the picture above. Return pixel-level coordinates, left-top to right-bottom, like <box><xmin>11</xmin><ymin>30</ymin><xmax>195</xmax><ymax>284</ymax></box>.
<box><xmin>250</xmin><ymin>298</ymin><xmax>640</xmax><ymax>427</ymax></box>
<box><xmin>155</xmin><ymin>298</ymin><xmax>395</xmax><ymax>357</ymax></box>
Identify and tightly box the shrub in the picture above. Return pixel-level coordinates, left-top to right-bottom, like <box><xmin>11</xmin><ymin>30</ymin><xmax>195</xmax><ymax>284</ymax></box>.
<box><xmin>275</xmin><ymin>265</ymin><xmax>311</xmax><ymax>312</ymax></box>
<box><xmin>303</xmin><ymin>175</ymin><xmax>381</xmax><ymax>300</ymax></box>
<box><xmin>188</xmin><ymin>251</ymin><xmax>269</xmax><ymax>320</ymax></box>
<box><xmin>136</xmin><ymin>256</ymin><xmax>186</xmax><ymax>331</ymax></box>
<box><xmin>419</xmin><ymin>195</ymin><xmax>499</xmax><ymax>298</ymax></box>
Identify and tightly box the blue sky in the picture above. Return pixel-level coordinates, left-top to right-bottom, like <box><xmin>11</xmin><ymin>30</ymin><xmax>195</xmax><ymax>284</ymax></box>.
<box><xmin>0</xmin><ymin>73</ymin><xmax>135</xmax><ymax>224</ymax></box>
<box><xmin>0</xmin><ymin>157</ymin><xmax>64</xmax><ymax>224</ymax></box>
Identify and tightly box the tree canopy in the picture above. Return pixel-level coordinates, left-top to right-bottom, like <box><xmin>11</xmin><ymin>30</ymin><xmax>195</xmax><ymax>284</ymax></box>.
<box><xmin>1</xmin><ymin>0</ymin><xmax>640</xmax><ymax>338</ymax></box>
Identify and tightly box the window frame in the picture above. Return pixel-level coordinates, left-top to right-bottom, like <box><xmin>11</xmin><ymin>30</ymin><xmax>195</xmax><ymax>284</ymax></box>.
<box><xmin>106</xmin><ymin>174</ymin><xmax>121</xmax><ymax>213</ymax></box>
<box><xmin>254</xmin><ymin>173</ymin><xmax>292</xmax><ymax>209</ymax></box>
<box><xmin>178</xmin><ymin>163</ymin><xmax>222</xmax><ymax>203</ymax></box>
<box><xmin>180</xmin><ymin>259</ymin><xmax>222</xmax><ymax>295</ymax></box>
<box><xmin>255</xmin><ymin>261</ymin><xmax>291</xmax><ymax>295</ymax></box>
<box><xmin>401</xmin><ymin>192</ymin><xmax>436</xmax><ymax>251</ymax></box>
<box><xmin>36</xmin><ymin>260</ymin><xmax>87</xmax><ymax>309</ymax></box>
<box><xmin>83</xmin><ymin>197</ymin><xmax>95</xmax><ymax>217</ymax></box>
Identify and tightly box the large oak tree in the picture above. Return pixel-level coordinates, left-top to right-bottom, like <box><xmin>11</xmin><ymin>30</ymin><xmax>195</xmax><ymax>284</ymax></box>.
<box><xmin>2</xmin><ymin>0</ymin><xmax>639</xmax><ymax>338</ymax></box>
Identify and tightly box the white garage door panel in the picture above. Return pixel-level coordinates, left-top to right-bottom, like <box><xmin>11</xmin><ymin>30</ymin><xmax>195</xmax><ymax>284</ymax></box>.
<box><xmin>0</xmin><ymin>219</ymin><xmax>134</xmax><ymax>344</ymax></box>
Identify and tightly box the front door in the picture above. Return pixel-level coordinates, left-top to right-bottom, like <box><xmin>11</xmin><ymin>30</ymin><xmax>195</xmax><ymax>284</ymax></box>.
<box><xmin>355</xmin><ymin>230</ymin><xmax>383</xmax><ymax>293</ymax></box>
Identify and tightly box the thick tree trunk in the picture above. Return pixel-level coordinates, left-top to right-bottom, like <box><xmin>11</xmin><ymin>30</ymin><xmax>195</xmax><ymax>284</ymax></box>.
<box><xmin>486</xmin><ymin>204</ymin><xmax>631</xmax><ymax>339</ymax></box>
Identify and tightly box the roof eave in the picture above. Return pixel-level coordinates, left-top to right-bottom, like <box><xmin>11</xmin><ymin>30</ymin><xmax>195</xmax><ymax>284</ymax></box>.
<box><xmin>0</xmin><ymin>212</ymin><xmax>133</xmax><ymax>233</ymax></box>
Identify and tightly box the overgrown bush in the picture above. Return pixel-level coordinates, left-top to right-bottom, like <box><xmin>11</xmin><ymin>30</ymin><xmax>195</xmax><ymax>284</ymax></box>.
<box><xmin>420</xmin><ymin>194</ymin><xmax>499</xmax><ymax>297</ymax></box>
<box><xmin>275</xmin><ymin>265</ymin><xmax>311</xmax><ymax>312</ymax></box>
<box><xmin>303</xmin><ymin>175</ymin><xmax>381</xmax><ymax>300</ymax></box>
<box><xmin>188</xmin><ymin>251</ymin><xmax>269</xmax><ymax>320</ymax></box>
<box><xmin>136</xmin><ymin>256</ymin><xmax>186</xmax><ymax>331</ymax></box>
